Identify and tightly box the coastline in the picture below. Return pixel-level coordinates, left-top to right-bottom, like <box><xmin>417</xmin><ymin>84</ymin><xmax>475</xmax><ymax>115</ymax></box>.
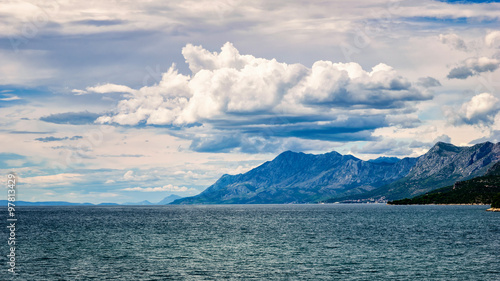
<box><xmin>387</xmin><ymin>203</ymin><xmax>490</xmax><ymax>206</ymax></box>
<box><xmin>486</xmin><ymin>208</ymin><xmax>500</xmax><ymax>212</ymax></box>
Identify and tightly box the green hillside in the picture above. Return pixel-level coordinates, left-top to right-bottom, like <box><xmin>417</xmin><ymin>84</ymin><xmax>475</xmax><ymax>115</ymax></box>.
<box><xmin>389</xmin><ymin>163</ymin><xmax>500</xmax><ymax>205</ymax></box>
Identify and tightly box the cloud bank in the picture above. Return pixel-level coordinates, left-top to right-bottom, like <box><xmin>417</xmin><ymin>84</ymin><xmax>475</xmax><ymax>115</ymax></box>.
<box><xmin>78</xmin><ymin>42</ymin><xmax>432</xmax><ymax>151</ymax></box>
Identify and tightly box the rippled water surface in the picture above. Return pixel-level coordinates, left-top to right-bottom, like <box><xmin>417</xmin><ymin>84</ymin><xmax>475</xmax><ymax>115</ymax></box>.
<box><xmin>1</xmin><ymin>204</ymin><xmax>499</xmax><ymax>280</ymax></box>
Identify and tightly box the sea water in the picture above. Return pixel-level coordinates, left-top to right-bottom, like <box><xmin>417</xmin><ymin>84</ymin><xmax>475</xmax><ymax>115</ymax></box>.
<box><xmin>1</xmin><ymin>204</ymin><xmax>499</xmax><ymax>280</ymax></box>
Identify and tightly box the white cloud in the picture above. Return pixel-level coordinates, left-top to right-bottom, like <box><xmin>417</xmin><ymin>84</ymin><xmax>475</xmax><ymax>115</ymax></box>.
<box><xmin>122</xmin><ymin>184</ymin><xmax>197</xmax><ymax>193</ymax></box>
<box><xmin>0</xmin><ymin>94</ymin><xmax>21</xmax><ymax>101</ymax></box>
<box><xmin>20</xmin><ymin>173</ymin><xmax>84</xmax><ymax>186</ymax></box>
<box><xmin>123</xmin><ymin>170</ymin><xmax>134</xmax><ymax>180</ymax></box>
<box><xmin>86</xmin><ymin>42</ymin><xmax>429</xmax><ymax>131</ymax></box>
<box><xmin>446</xmin><ymin>93</ymin><xmax>500</xmax><ymax>126</ymax></box>
<box><xmin>121</xmin><ymin>170</ymin><xmax>158</xmax><ymax>181</ymax></box>
<box><xmin>86</xmin><ymin>83</ymin><xmax>137</xmax><ymax>94</ymax></box>
<box><xmin>485</xmin><ymin>30</ymin><xmax>500</xmax><ymax>48</ymax></box>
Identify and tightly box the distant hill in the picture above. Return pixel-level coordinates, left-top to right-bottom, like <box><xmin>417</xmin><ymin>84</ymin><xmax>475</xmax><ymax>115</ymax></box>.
<box><xmin>333</xmin><ymin>142</ymin><xmax>500</xmax><ymax>201</ymax></box>
<box><xmin>122</xmin><ymin>200</ymin><xmax>154</xmax><ymax>205</ymax></box>
<box><xmin>0</xmin><ymin>201</ymin><xmax>93</xmax><ymax>206</ymax></box>
<box><xmin>172</xmin><ymin>151</ymin><xmax>418</xmax><ymax>204</ymax></box>
<box><xmin>158</xmin><ymin>194</ymin><xmax>183</xmax><ymax>204</ymax></box>
<box><xmin>0</xmin><ymin>196</ymin><xmax>185</xmax><ymax>206</ymax></box>
<box><xmin>389</xmin><ymin>162</ymin><xmax>500</xmax><ymax>205</ymax></box>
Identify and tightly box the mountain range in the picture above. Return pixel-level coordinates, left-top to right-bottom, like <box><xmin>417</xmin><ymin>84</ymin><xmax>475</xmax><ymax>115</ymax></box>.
<box><xmin>0</xmin><ymin>194</ymin><xmax>184</xmax><ymax>206</ymax></box>
<box><xmin>388</xmin><ymin>162</ymin><xmax>500</xmax><ymax>205</ymax></box>
<box><xmin>172</xmin><ymin>141</ymin><xmax>500</xmax><ymax>204</ymax></box>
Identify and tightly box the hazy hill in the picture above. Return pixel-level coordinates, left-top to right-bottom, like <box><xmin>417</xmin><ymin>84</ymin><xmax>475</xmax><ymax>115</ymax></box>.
<box><xmin>157</xmin><ymin>195</ymin><xmax>183</xmax><ymax>204</ymax></box>
<box><xmin>0</xmin><ymin>201</ymin><xmax>93</xmax><ymax>206</ymax></box>
<box><xmin>122</xmin><ymin>200</ymin><xmax>154</xmax><ymax>205</ymax></box>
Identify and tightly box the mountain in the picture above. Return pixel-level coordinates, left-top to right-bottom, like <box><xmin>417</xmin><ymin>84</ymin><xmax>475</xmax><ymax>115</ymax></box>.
<box><xmin>342</xmin><ymin>141</ymin><xmax>500</xmax><ymax>201</ymax></box>
<box><xmin>388</xmin><ymin>161</ymin><xmax>500</xmax><ymax>205</ymax></box>
<box><xmin>122</xmin><ymin>200</ymin><xmax>154</xmax><ymax>205</ymax></box>
<box><xmin>0</xmin><ymin>201</ymin><xmax>93</xmax><ymax>206</ymax></box>
<box><xmin>368</xmin><ymin>157</ymin><xmax>401</xmax><ymax>164</ymax></box>
<box><xmin>172</xmin><ymin>141</ymin><xmax>500</xmax><ymax>205</ymax></box>
<box><xmin>172</xmin><ymin>151</ymin><xmax>418</xmax><ymax>204</ymax></box>
<box><xmin>157</xmin><ymin>195</ymin><xmax>183</xmax><ymax>205</ymax></box>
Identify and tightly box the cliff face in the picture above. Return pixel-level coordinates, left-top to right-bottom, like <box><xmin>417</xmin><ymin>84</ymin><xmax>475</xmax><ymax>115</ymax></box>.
<box><xmin>172</xmin><ymin>141</ymin><xmax>500</xmax><ymax>204</ymax></box>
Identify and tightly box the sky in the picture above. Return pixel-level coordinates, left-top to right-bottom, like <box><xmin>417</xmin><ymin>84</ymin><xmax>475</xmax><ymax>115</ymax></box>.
<box><xmin>1</xmin><ymin>0</ymin><xmax>500</xmax><ymax>203</ymax></box>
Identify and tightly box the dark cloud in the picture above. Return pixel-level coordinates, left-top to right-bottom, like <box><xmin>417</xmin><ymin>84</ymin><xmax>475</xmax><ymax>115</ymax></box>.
<box><xmin>72</xmin><ymin>19</ymin><xmax>127</xmax><ymax>27</ymax></box>
<box><xmin>35</xmin><ymin>136</ymin><xmax>83</xmax><ymax>142</ymax></box>
<box><xmin>178</xmin><ymin>113</ymin><xmax>388</xmax><ymax>153</ymax></box>
<box><xmin>237</xmin><ymin>115</ymin><xmax>386</xmax><ymax>141</ymax></box>
<box><xmin>40</xmin><ymin>111</ymin><xmax>100</xmax><ymax>125</ymax></box>
<box><xmin>447</xmin><ymin>66</ymin><xmax>475</xmax><ymax>79</ymax></box>
<box><xmin>9</xmin><ymin>131</ymin><xmax>52</xmax><ymax>134</ymax></box>
<box><xmin>417</xmin><ymin>77</ymin><xmax>441</xmax><ymax>88</ymax></box>
<box><xmin>470</xmin><ymin>130</ymin><xmax>500</xmax><ymax>144</ymax></box>
<box><xmin>189</xmin><ymin>135</ymin><xmax>242</xmax><ymax>153</ymax></box>
<box><xmin>447</xmin><ymin>57</ymin><xmax>500</xmax><ymax>79</ymax></box>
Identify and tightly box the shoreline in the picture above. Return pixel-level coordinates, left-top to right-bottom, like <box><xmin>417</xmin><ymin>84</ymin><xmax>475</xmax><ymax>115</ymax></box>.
<box><xmin>387</xmin><ymin>203</ymin><xmax>490</xmax><ymax>206</ymax></box>
<box><xmin>486</xmin><ymin>208</ymin><xmax>500</xmax><ymax>212</ymax></box>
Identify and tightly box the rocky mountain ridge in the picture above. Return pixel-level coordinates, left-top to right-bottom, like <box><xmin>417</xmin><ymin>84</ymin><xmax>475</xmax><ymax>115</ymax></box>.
<box><xmin>172</xmin><ymin>141</ymin><xmax>500</xmax><ymax>204</ymax></box>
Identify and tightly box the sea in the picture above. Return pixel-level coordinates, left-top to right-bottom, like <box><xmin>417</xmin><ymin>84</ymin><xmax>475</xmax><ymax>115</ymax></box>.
<box><xmin>1</xmin><ymin>204</ymin><xmax>499</xmax><ymax>280</ymax></box>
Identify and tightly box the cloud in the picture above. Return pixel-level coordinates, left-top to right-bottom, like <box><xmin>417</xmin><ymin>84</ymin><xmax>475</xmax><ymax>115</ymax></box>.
<box><xmin>35</xmin><ymin>136</ymin><xmax>83</xmax><ymax>142</ymax></box>
<box><xmin>447</xmin><ymin>57</ymin><xmax>500</xmax><ymax>79</ymax></box>
<box><xmin>470</xmin><ymin>130</ymin><xmax>500</xmax><ymax>144</ymax></box>
<box><xmin>417</xmin><ymin>77</ymin><xmax>442</xmax><ymax>88</ymax></box>
<box><xmin>21</xmin><ymin>173</ymin><xmax>84</xmax><ymax>186</ymax></box>
<box><xmin>122</xmin><ymin>184</ymin><xmax>196</xmax><ymax>193</ymax></box>
<box><xmin>123</xmin><ymin>170</ymin><xmax>135</xmax><ymax>180</ymax></box>
<box><xmin>445</xmin><ymin>92</ymin><xmax>500</xmax><ymax>125</ymax></box>
<box><xmin>0</xmin><ymin>153</ymin><xmax>28</xmax><ymax>169</ymax></box>
<box><xmin>83</xmin><ymin>83</ymin><xmax>137</xmax><ymax>94</ymax></box>
<box><xmin>90</xmin><ymin>43</ymin><xmax>430</xmax><ymax>126</ymax></box>
<box><xmin>98</xmin><ymin>154</ymin><xmax>144</xmax><ymax>157</ymax></box>
<box><xmin>352</xmin><ymin>134</ymin><xmax>452</xmax><ymax>156</ymax></box>
<box><xmin>121</xmin><ymin>170</ymin><xmax>157</xmax><ymax>181</ymax></box>
<box><xmin>485</xmin><ymin>30</ymin><xmax>500</xmax><ymax>48</ymax></box>
<box><xmin>77</xmin><ymin>42</ymin><xmax>431</xmax><ymax>151</ymax></box>
<box><xmin>0</xmin><ymin>94</ymin><xmax>22</xmax><ymax>101</ymax></box>
<box><xmin>439</xmin><ymin>33</ymin><xmax>469</xmax><ymax>51</ymax></box>
<box><xmin>40</xmin><ymin>111</ymin><xmax>101</xmax><ymax>125</ymax></box>
<box><xmin>351</xmin><ymin>139</ymin><xmax>414</xmax><ymax>156</ymax></box>
<box><xmin>72</xmin><ymin>19</ymin><xmax>128</xmax><ymax>27</ymax></box>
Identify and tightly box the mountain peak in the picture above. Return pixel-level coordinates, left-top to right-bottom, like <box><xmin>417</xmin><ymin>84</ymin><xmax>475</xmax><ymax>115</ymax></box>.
<box><xmin>432</xmin><ymin>141</ymin><xmax>460</xmax><ymax>151</ymax></box>
<box><xmin>368</xmin><ymin>156</ymin><xmax>401</xmax><ymax>164</ymax></box>
<box><xmin>277</xmin><ymin>150</ymin><xmax>302</xmax><ymax>157</ymax></box>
